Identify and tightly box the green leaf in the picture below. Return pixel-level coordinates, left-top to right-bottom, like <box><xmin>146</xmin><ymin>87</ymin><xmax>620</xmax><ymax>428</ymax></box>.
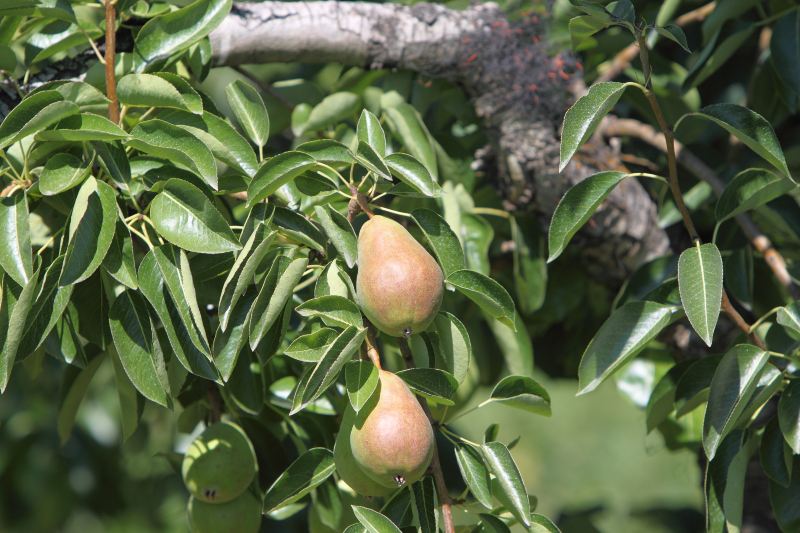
<box><xmin>0</xmin><ymin>192</ymin><xmax>32</xmax><ymax>286</ymax></box>
<box><xmin>769</xmin><ymin>457</ymin><xmax>800</xmax><ymax>532</ymax></box>
<box><xmin>225</xmin><ymin>79</ymin><xmax>270</xmax><ymax>149</ymax></box>
<box><xmin>396</xmin><ymin>367</ymin><xmax>458</xmax><ymax>405</ymax></box>
<box><xmin>577</xmin><ymin>301</ymin><xmax>679</xmax><ymax>394</ymax></box>
<box><xmin>645</xmin><ymin>361</ymin><xmax>692</xmax><ymax>433</ymax></box>
<box><xmin>530</xmin><ymin>514</ymin><xmax>562</xmax><ymax>532</ymax></box>
<box><xmin>16</xmin><ymin>256</ymin><xmax>73</xmax><ymax>358</ymax></box>
<box><xmin>480</xmin><ymin>375</ymin><xmax>551</xmax><ymax>416</ymax></box>
<box><xmin>218</xmin><ymin>226</ymin><xmax>275</xmax><ymax>331</ymax></box>
<box><xmin>165</xmin><ymin>110</ymin><xmax>258</xmax><ymax>177</ymax></box>
<box><xmin>249</xmin><ymin>255</ymin><xmax>308</xmax><ymax>351</ymax></box>
<box><xmin>481</xmin><ymin>441</ymin><xmax>531</xmax><ymax>528</ymax></box>
<box><xmin>715</xmin><ymin>168</ymin><xmax>796</xmax><ymax>223</ymax></box>
<box><xmin>384</xmin><ymin>103</ymin><xmax>437</xmax><ymax>177</ymax></box>
<box><xmin>778</xmin><ymin>301</ymin><xmax>800</xmax><ymax>334</ymax></box>
<box><xmin>385</xmin><ymin>153</ymin><xmax>441</xmax><ymax>197</ymax></box>
<box><xmin>559</xmin><ymin>82</ymin><xmax>634</xmax><ymax>172</ymax></box>
<box><xmin>355</xmin><ymin>141</ymin><xmax>392</xmax><ymax>181</ymax></box>
<box><xmin>134</xmin><ymin>0</ymin><xmax>232</xmax><ymax>70</ymax></box>
<box><xmin>59</xmin><ymin>177</ymin><xmax>117</xmax><ymax>286</ymax></box>
<box><xmin>292</xmin><ymin>326</ymin><xmax>366</xmax><ymax>414</ymax></box>
<box><xmin>127</xmin><ymin>119</ymin><xmax>218</xmax><ymax>189</ymax></box>
<box><xmin>357</xmin><ymin>109</ymin><xmax>386</xmax><ymax>156</ymax></box>
<box><xmin>703</xmin><ymin>344</ymin><xmax>768</xmax><ymax>460</ymax></box>
<box><xmin>511</xmin><ymin>215</ymin><xmax>547</xmax><ymax>314</ymax></box>
<box><xmin>770</xmin><ymin>10</ymin><xmax>800</xmax><ymax>93</ymax></box>
<box><xmin>247</xmin><ymin>151</ymin><xmax>317</xmax><ymax>207</ymax></box>
<box><xmin>314</xmin><ymin>205</ymin><xmax>357</xmax><ymax>269</ymax></box>
<box><xmin>36</xmin><ymin>113</ymin><xmax>128</xmax><ymax>142</ymax></box>
<box><xmin>454</xmin><ymin>444</ymin><xmax>493</xmax><ymax>509</ymax></box>
<box><xmin>410</xmin><ymin>477</ymin><xmax>437</xmax><ymax>533</ymax></box>
<box><xmin>262</xmin><ymin>448</ymin><xmax>336</xmax><ymax>513</ymax></box>
<box><xmin>57</xmin><ymin>354</ymin><xmax>104</xmax><ymax>444</ymax></box>
<box><xmin>0</xmin><ymin>269</ymin><xmax>40</xmax><ymax>391</ymax></box>
<box><xmin>103</xmin><ymin>218</ymin><xmax>138</xmax><ymax>289</ymax></box>
<box><xmin>302</xmin><ymin>92</ymin><xmax>360</xmax><ymax>133</ymax></box>
<box><xmin>212</xmin><ymin>289</ymin><xmax>256</xmax><ymax>380</ymax></box>
<box><xmin>677</xmin><ymin>243</ymin><xmax>723</xmax><ymax>347</ymax></box>
<box><xmin>297</xmin><ymin>139</ymin><xmax>354</xmax><ymax>166</ymax></box>
<box><xmin>108</xmin><ymin>290</ymin><xmax>169</xmax><ymax>406</ymax></box>
<box><xmin>149</xmin><ymin>178</ymin><xmax>240</xmax><ymax>254</ymax></box>
<box><xmin>39</xmin><ymin>153</ymin><xmax>91</xmax><ymax>196</ymax></box>
<box><xmin>345</xmin><ymin>360</ymin><xmax>379</xmax><ymax>413</ymax></box>
<box><xmin>315</xmin><ymin>259</ymin><xmax>354</xmax><ymax>299</ymax></box>
<box><xmin>0</xmin><ymin>90</ymin><xmax>78</xmax><ymax>150</ymax></box>
<box><xmin>433</xmin><ymin>312</ymin><xmax>471</xmax><ymax>384</ymax></box>
<box><xmin>446</xmin><ymin>269</ymin><xmax>516</xmax><ymax>330</ymax></box>
<box><xmin>778</xmin><ymin>379</ymin><xmax>800</xmax><ymax>454</ymax></box>
<box><xmin>117</xmin><ymin>73</ymin><xmax>200</xmax><ymax>112</ymax></box>
<box><xmin>93</xmin><ymin>141</ymin><xmax>131</xmax><ymax>190</ymax></box>
<box><xmin>410</xmin><ymin>208</ymin><xmax>465</xmax><ymax>278</ymax></box>
<box><xmin>296</xmin><ymin>295</ymin><xmax>363</xmax><ymax>329</ymax></box>
<box><xmin>272</xmin><ymin>206</ymin><xmax>326</xmax><ymax>253</ymax></box>
<box><xmin>684</xmin><ymin>26</ymin><xmax>755</xmax><ymax>90</ymax></box>
<box><xmin>284</xmin><ymin>328</ymin><xmax>338</xmax><ymax>362</ymax></box>
<box><xmin>675</xmin><ymin>104</ymin><xmax>791</xmax><ymax>178</ymax></box>
<box><xmin>547</xmin><ymin>171</ymin><xmax>627</xmax><ymax>262</ymax></box>
<box><xmin>352</xmin><ymin>505</ymin><xmax>402</xmax><ymax>533</ymax></box>
<box><xmin>761</xmin><ymin>418</ymin><xmax>793</xmax><ymax>488</ymax></box>
<box><xmin>110</xmin><ymin>346</ymin><xmax>143</xmax><ymax>441</ymax></box>
<box><xmin>655</xmin><ymin>23</ymin><xmax>690</xmax><ymax>52</ymax></box>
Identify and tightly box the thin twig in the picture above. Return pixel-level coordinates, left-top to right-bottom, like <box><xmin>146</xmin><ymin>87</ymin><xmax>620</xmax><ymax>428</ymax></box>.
<box><xmin>207</xmin><ymin>383</ymin><xmax>223</xmax><ymax>423</ymax></box>
<box><xmin>601</xmin><ymin>116</ymin><xmax>799</xmax><ymax>299</ymax></box>
<box><xmin>596</xmin><ymin>2</ymin><xmax>717</xmax><ymax>83</ymax></box>
<box><xmin>398</xmin><ymin>337</ymin><xmax>455</xmax><ymax>533</ymax></box>
<box><xmin>104</xmin><ymin>0</ymin><xmax>120</xmax><ymax>123</ymax></box>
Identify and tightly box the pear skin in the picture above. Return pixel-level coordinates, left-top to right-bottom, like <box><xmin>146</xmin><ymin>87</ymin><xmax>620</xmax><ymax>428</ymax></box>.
<box><xmin>350</xmin><ymin>370</ymin><xmax>434</xmax><ymax>488</ymax></box>
<box><xmin>356</xmin><ymin>215</ymin><xmax>444</xmax><ymax>337</ymax></box>
<box><xmin>334</xmin><ymin>403</ymin><xmax>394</xmax><ymax>497</ymax></box>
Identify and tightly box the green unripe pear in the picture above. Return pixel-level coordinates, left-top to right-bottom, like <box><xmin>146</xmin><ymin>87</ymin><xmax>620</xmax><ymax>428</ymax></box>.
<box><xmin>182</xmin><ymin>421</ymin><xmax>257</xmax><ymax>503</ymax></box>
<box><xmin>187</xmin><ymin>490</ymin><xmax>261</xmax><ymax>533</ymax></box>
<box><xmin>334</xmin><ymin>404</ymin><xmax>393</xmax><ymax>497</ymax></box>
<box><xmin>350</xmin><ymin>370</ymin><xmax>434</xmax><ymax>488</ymax></box>
<box><xmin>356</xmin><ymin>215</ymin><xmax>444</xmax><ymax>337</ymax></box>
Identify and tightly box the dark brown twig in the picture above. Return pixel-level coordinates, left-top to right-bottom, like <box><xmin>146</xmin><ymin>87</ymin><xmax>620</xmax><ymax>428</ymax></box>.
<box><xmin>104</xmin><ymin>0</ymin><xmax>119</xmax><ymax>123</ymax></box>
<box><xmin>207</xmin><ymin>383</ymin><xmax>223</xmax><ymax>423</ymax></box>
<box><xmin>398</xmin><ymin>337</ymin><xmax>454</xmax><ymax>533</ymax></box>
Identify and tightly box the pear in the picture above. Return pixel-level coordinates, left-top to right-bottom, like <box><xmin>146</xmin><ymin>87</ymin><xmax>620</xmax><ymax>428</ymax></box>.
<box><xmin>334</xmin><ymin>403</ymin><xmax>394</xmax><ymax>497</ymax></box>
<box><xmin>350</xmin><ymin>370</ymin><xmax>434</xmax><ymax>488</ymax></box>
<box><xmin>187</xmin><ymin>490</ymin><xmax>261</xmax><ymax>533</ymax></box>
<box><xmin>356</xmin><ymin>215</ymin><xmax>444</xmax><ymax>337</ymax></box>
<box><xmin>182</xmin><ymin>421</ymin><xmax>258</xmax><ymax>503</ymax></box>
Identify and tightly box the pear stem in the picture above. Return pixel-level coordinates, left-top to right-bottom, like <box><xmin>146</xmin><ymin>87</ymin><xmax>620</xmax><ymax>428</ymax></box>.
<box><xmin>398</xmin><ymin>337</ymin><xmax>455</xmax><ymax>533</ymax></box>
<box><xmin>347</xmin><ymin>185</ymin><xmax>374</xmax><ymax>221</ymax></box>
<box><xmin>364</xmin><ymin>328</ymin><xmax>382</xmax><ymax>370</ymax></box>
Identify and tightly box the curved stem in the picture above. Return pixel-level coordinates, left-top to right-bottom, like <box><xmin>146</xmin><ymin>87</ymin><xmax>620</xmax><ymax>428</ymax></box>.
<box><xmin>104</xmin><ymin>0</ymin><xmax>119</xmax><ymax>123</ymax></box>
<box><xmin>398</xmin><ymin>337</ymin><xmax>455</xmax><ymax>533</ymax></box>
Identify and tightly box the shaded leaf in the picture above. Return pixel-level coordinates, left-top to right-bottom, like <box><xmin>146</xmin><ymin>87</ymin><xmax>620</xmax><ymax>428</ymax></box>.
<box><xmin>778</xmin><ymin>379</ymin><xmax>800</xmax><ymax>454</ymax></box>
<box><xmin>296</xmin><ymin>295</ymin><xmax>363</xmax><ymax>329</ymax></box>
<box><xmin>263</xmin><ymin>448</ymin><xmax>335</xmax><ymax>513</ymax></box>
<box><xmin>39</xmin><ymin>153</ymin><xmax>91</xmax><ymax>196</ymax></box>
<box><xmin>247</xmin><ymin>151</ymin><xmax>317</xmax><ymax>207</ymax></box>
<box><xmin>0</xmin><ymin>192</ymin><xmax>33</xmax><ymax>286</ymax></box>
<box><xmin>715</xmin><ymin>168</ymin><xmax>796</xmax><ymax>223</ymax></box>
<box><xmin>315</xmin><ymin>205</ymin><xmax>357</xmax><ymax>269</ymax></box>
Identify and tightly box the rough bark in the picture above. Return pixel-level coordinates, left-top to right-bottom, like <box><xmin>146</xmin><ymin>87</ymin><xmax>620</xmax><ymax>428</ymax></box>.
<box><xmin>210</xmin><ymin>1</ymin><xmax>670</xmax><ymax>282</ymax></box>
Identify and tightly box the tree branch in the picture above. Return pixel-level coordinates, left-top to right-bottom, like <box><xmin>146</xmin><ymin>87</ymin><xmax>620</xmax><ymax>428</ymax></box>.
<box><xmin>104</xmin><ymin>0</ymin><xmax>119</xmax><ymax>123</ymax></box>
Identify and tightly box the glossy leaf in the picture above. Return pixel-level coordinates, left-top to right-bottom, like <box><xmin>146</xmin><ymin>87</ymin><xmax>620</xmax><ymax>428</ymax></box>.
<box><xmin>262</xmin><ymin>448</ymin><xmax>335</xmax><ymax>513</ymax></box>
<box><xmin>578</xmin><ymin>301</ymin><xmax>679</xmax><ymax>394</ymax></box>
<box><xmin>655</xmin><ymin>23</ymin><xmax>690</xmax><ymax>52</ymax></box>
<box><xmin>410</xmin><ymin>208</ymin><xmax>465</xmax><ymax>277</ymax></box>
<box><xmin>769</xmin><ymin>457</ymin><xmax>800</xmax><ymax>532</ymax></box>
<box><xmin>0</xmin><ymin>90</ymin><xmax>78</xmax><ymax>149</ymax></box>
<box><xmin>303</xmin><ymin>92</ymin><xmax>360</xmax><ymax>133</ymax></box>
<box><xmin>559</xmin><ymin>82</ymin><xmax>634</xmax><ymax>172</ymax></box>
<box><xmin>433</xmin><ymin>312</ymin><xmax>471</xmax><ymax>384</ymax></box>
<box><xmin>678</xmin><ymin>243</ymin><xmax>723</xmax><ymax>347</ymax></box>
<box><xmin>117</xmin><ymin>73</ymin><xmax>199</xmax><ymax>112</ymax></box>
<box><xmin>396</xmin><ymin>367</ymin><xmax>458</xmax><ymax>405</ymax></box>
<box><xmin>314</xmin><ymin>205</ymin><xmax>357</xmax><ymax>268</ymax></box>
<box><xmin>0</xmin><ymin>192</ymin><xmax>33</xmax><ymax>286</ymax></box>
<box><xmin>249</xmin><ymin>255</ymin><xmax>308</xmax><ymax>350</ymax></box>
<box><xmin>0</xmin><ymin>269</ymin><xmax>39</xmax><ymax>391</ymax></box>
<box><xmin>480</xmin><ymin>375</ymin><xmax>551</xmax><ymax>416</ymax></box>
<box><xmin>345</xmin><ymin>360</ymin><xmax>379</xmax><ymax>413</ymax></box>
<box><xmin>446</xmin><ymin>269</ymin><xmax>516</xmax><ymax>330</ymax></box>
<box><xmin>385</xmin><ymin>153</ymin><xmax>441</xmax><ymax>197</ymax></box>
<box><xmin>548</xmin><ymin>171</ymin><xmax>627</xmax><ymax>262</ymax></box>
<box><xmin>761</xmin><ymin>418</ymin><xmax>793</xmax><ymax>488</ymax></box>
<box><xmin>675</xmin><ymin>104</ymin><xmax>791</xmax><ymax>178</ymax></box>
<box><xmin>108</xmin><ymin>290</ymin><xmax>169</xmax><ymax>406</ymax></box>
<box><xmin>296</xmin><ymin>295</ymin><xmax>363</xmax><ymax>329</ymax></box>
<box><xmin>247</xmin><ymin>151</ymin><xmax>317</xmax><ymax>207</ymax></box>
<box><xmin>455</xmin><ymin>444</ymin><xmax>493</xmax><ymax>509</ymax></box>
<box><xmin>39</xmin><ymin>153</ymin><xmax>91</xmax><ymax>196</ymax></box>
<box><xmin>355</xmin><ymin>141</ymin><xmax>392</xmax><ymax>181</ymax></box>
<box><xmin>297</xmin><ymin>139</ymin><xmax>354</xmax><ymax>166</ymax></box>
<box><xmin>225</xmin><ymin>79</ymin><xmax>270</xmax><ymax>149</ymax></box>
<box><xmin>17</xmin><ymin>256</ymin><xmax>73</xmax><ymax>358</ymax></box>
<box><xmin>703</xmin><ymin>344</ymin><xmax>768</xmax><ymax>460</ymax></box>
<box><xmin>771</xmin><ymin>10</ymin><xmax>800</xmax><ymax>93</ymax></box>
<box><xmin>352</xmin><ymin>505</ymin><xmax>402</xmax><ymax>533</ymax></box>
<box><xmin>60</xmin><ymin>177</ymin><xmax>117</xmax><ymax>286</ymax></box>
<box><xmin>356</xmin><ymin>109</ymin><xmax>386</xmax><ymax>156</ymax></box>
<box><xmin>103</xmin><ymin>219</ymin><xmax>138</xmax><ymax>289</ymax></box>
<box><xmin>511</xmin><ymin>215</ymin><xmax>547</xmax><ymax>314</ymax></box>
<box><xmin>482</xmin><ymin>441</ymin><xmax>531</xmax><ymax>528</ymax></box>
<box><xmin>149</xmin><ymin>178</ymin><xmax>240</xmax><ymax>253</ymax></box>
<box><xmin>384</xmin><ymin>103</ymin><xmax>437</xmax><ymax>177</ymax></box>
<box><xmin>778</xmin><ymin>379</ymin><xmax>800</xmax><ymax>454</ymax></box>
<box><xmin>36</xmin><ymin>113</ymin><xmax>128</xmax><ymax>142</ymax></box>
<box><xmin>284</xmin><ymin>328</ymin><xmax>338</xmax><ymax>363</ymax></box>
<box><xmin>715</xmin><ymin>168</ymin><xmax>796</xmax><ymax>223</ymax></box>
<box><xmin>411</xmin><ymin>477</ymin><xmax>437</xmax><ymax>533</ymax></box>
<box><xmin>57</xmin><ymin>354</ymin><xmax>103</xmax><ymax>444</ymax></box>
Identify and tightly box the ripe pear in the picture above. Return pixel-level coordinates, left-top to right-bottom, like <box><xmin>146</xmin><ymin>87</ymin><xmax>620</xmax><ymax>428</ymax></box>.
<box><xmin>182</xmin><ymin>421</ymin><xmax>257</xmax><ymax>503</ymax></box>
<box><xmin>350</xmin><ymin>370</ymin><xmax>434</xmax><ymax>488</ymax></box>
<box><xmin>334</xmin><ymin>404</ymin><xmax>394</xmax><ymax>497</ymax></box>
<box><xmin>187</xmin><ymin>490</ymin><xmax>261</xmax><ymax>533</ymax></box>
<box><xmin>356</xmin><ymin>215</ymin><xmax>444</xmax><ymax>337</ymax></box>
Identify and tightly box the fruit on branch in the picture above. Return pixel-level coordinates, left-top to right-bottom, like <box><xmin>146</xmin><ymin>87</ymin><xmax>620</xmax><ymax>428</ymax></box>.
<box><xmin>334</xmin><ymin>404</ymin><xmax>394</xmax><ymax>497</ymax></box>
<box><xmin>182</xmin><ymin>421</ymin><xmax>258</xmax><ymax>503</ymax></box>
<box><xmin>356</xmin><ymin>215</ymin><xmax>444</xmax><ymax>337</ymax></box>
<box><xmin>350</xmin><ymin>369</ymin><xmax>434</xmax><ymax>488</ymax></box>
<box><xmin>187</xmin><ymin>490</ymin><xmax>262</xmax><ymax>533</ymax></box>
